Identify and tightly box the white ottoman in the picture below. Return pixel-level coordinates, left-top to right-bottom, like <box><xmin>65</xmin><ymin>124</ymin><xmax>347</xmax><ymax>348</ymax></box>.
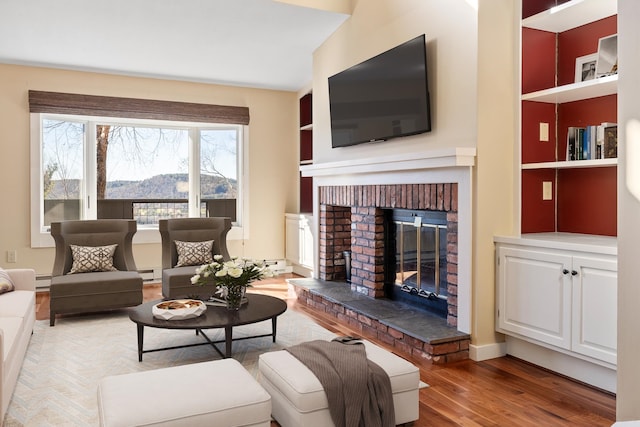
<box><xmin>97</xmin><ymin>359</ymin><xmax>271</xmax><ymax>427</ymax></box>
<box><xmin>258</xmin><ymin>340</ymin><xmax>420</xmax><ymax>427</ymax></box>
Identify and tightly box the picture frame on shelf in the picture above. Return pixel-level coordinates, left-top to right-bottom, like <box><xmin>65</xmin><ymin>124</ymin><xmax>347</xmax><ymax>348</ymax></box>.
<box><xmin>595</xmin><ymin>34</ymin><xmax>618</xmax><ymax>78</ymax></box>
<box><xmin>575</xmin><ymin>53</ymin><xmax>598</xmax><ymax>83</ymax></box>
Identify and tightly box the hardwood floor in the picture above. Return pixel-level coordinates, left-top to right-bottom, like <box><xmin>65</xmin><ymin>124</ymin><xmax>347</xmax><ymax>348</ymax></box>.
<box><xmin>36</xmin><ymin>275</ymin><xmax>616</xmax><ymax>426</ymax></box>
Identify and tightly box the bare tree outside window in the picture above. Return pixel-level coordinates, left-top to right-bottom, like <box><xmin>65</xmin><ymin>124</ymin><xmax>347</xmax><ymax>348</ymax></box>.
<box><xmin>43</xmin><ymin>119</ymin><xmax>84</xmax><ymax>200</ymax></box>
<box><xmin>199</xmin><ymin>128</ymin><xmax>239</xmax><ymax>220</ymax></box>
<box><xmin>200</xmin><ymin>128</ymin><xmax>238</xmax><ymax>199</ymax></box>
<box><xmin>43</xmin><ymin>119</ymin><xmax>84</xmax><ymax>224</ymax></box>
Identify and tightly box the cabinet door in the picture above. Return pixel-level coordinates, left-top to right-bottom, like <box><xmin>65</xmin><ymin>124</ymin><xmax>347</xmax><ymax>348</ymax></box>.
<box><xmin>497</xmin><ymin>246</ymin><xmax>572</xmax><ymax>349</ymax></box>
<box><xmin>299</xmin><ymin>217</ymin><xmax>314</xmax><ymax>269</ymax></box>
<box><xmin>571</xmin><ymin>255</ymin><xmax>617</xmax><ymax>365</ymax></box>
<box><xmin>285</xmin><ymin>217</ymin><xmax>300</xmax><ymax>264</ymax></box>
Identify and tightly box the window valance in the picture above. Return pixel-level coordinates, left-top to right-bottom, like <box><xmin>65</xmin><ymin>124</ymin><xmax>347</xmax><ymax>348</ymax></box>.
<box><xmin>28</xmin><ymin>90</ymin><xmax>250</xmax><ymax>125</ymax></box>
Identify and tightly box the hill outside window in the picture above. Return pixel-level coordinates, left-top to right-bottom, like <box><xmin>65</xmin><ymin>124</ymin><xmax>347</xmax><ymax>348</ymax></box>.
<box><xmin>29</xmin><ymin>92</ymin><xmax>249</xmax><ymax>248</ymax></box>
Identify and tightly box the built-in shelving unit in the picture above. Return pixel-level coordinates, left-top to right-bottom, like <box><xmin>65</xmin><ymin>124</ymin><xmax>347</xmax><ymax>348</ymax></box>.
<box><xmin>520</xmin><ymin>0</ymin><xmax>618</xmax><ymax>236</ymax></box>
<box><xmin>299</xmin><ymin>92</ymin><xmax>313</xmax><ymax>213</ymax></box>
<box><xmin>494</xmin><ymin>0</ymin><xmax>619</xmax><ymax>394</ymax></box>
<box><xmin>285</xmin><ymin>92</ymin><xmax>315</xmax><ymax>277</ymax></box>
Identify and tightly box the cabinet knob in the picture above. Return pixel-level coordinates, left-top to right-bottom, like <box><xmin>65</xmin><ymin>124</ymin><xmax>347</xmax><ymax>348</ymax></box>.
<box><xmin>562</xmin><ymin>269</ymin><xmax>570</xmax><ymax>275</ymax></box>
<box><xmin>571</xmin><ymin>270</ymin><xmax>578</xmax><ymax>276</ymax></box>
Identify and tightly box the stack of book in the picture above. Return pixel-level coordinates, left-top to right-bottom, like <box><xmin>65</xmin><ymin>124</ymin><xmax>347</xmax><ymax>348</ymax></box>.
<box><xmin>566</xmin><ymin>123</ymin><xmax>617</xmax><ymax>161</ymax></box>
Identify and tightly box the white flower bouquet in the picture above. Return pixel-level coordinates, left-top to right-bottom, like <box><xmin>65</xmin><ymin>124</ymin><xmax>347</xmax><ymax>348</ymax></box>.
<box><xmin>191</xmin><ymin>255</ymin><xmax>274</xmax><ymax>309</ymax></box>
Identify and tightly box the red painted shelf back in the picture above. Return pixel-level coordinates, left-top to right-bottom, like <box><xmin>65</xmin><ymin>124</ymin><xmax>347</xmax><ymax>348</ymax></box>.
<box><xmin>522</xmin><ymin>0</ymin><xmax>570</xmax><ymax>20</ymax></box>
<box><xmin>557</xmin><ymin>168</ymin><xmax>617</xmax><ymax>236</ymax></box>
<box><xmin>522</xmin><ymin>101</ymin><xmax>557</xmax><ymax>164</ymax></box>
<box><xmin>299</xmin><ymin>94</ymin><xmax>312</xmax><ymax>128</ymax></box>
<box><xmin>300</xmin><ymin>130</ymin><xmax>312</xmax><ymax>162</ymax></box>
<box><xmin>522</xmin><ymin>169</ymin><xmax>556</xmax><ymax>233</ymax></box>
<box><xmin>557</xmin><ymin>16</ymin><xmax>617</xmax><ymax>86</ymax></box>
<box><xmin>300</xmin><ymin>175</ymin><xmax>313</xmax><ymax>213</ymax></box>
<box><xmin>522</xmin><ymin>28</ymin><xmax>556</xmax><ymax>94</ymax></box>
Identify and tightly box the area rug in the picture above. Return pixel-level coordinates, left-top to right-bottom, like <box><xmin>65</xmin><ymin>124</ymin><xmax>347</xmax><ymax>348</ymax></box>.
<box><xmin>4</xmin><ymin>308</ymin><xmax>338</xmax><ymax>426</ymax></box>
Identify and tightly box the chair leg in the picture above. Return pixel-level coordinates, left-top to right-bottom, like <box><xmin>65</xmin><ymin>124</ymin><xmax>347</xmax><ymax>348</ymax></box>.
<box><xmin>50</xmin><ymin>313</ymin><xmax>55</xmax><ymax>327</ymax></box>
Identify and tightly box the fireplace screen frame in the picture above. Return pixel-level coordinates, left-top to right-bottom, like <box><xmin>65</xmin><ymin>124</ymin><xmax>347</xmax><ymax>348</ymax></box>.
<box><xmin>395</xmin><ymin>220</ymin><xmax>447</xmax><ymax>298</ymax></box>
<box><xmin>385</xmin><ymin>208</ymin><xmax>448</xmax><ymax>305</ymax></box>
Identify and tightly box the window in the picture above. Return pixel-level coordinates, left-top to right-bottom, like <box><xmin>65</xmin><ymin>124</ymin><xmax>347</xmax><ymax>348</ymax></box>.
<box><xmin>32</xmin><ymin>114</ymin><xmax>247</xmax><ymax>247</ymax></box>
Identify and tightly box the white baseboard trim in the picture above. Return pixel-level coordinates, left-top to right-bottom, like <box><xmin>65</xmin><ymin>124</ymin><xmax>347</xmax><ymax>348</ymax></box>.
<box><xmin>291</xmin><ymin>264</ymin><xmax>313</xmax><ymax>277</ymax></box>
<box><xmin>506</xmin><ymin>336</ymin><xmax>616</xmax><ymax>393</ymax></box>
<box><xmin>469</xmin><ymin>342</ymin><xmax>506</xmax><ymax>361</ymax></box>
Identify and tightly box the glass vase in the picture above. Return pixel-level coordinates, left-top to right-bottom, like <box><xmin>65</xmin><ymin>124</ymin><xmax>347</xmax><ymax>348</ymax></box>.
<box><xmin>224</xmin><ymin>285</ymin><xmax>246</xmax><ymax>310</ymax></box>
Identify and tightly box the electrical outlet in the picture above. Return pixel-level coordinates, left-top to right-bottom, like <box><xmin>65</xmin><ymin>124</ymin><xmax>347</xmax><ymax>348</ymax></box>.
<box><xmin>7</xmin><ymin>250</ymin><xmax>17</xmax><ymax>263</ymax></box>
<box><xmin>540</xmin><ymin>122</ymin><xmax>549</xmax><ymax>142</ymax></box>
<box><xmin>543</xmin><ymin>181</ymin><xmax>553</xmax><ymax>201</ymax></box>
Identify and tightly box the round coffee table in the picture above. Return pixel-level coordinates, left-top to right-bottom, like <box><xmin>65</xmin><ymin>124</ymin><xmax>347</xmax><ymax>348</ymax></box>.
<box><xmin>129</xmin><ymin>293</ymin><xmax>287</xmax><ymax>361</ymax></box>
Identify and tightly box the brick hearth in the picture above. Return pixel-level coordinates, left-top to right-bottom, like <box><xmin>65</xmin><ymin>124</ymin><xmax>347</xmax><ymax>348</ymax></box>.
<box><xmin>289</xmin><ymin>278</ymin><xmax>470</xmax><ymax>364</ymax></box>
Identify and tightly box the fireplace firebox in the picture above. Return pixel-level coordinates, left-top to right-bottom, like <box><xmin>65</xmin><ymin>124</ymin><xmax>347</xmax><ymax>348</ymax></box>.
<box><xmin>384</xmin><ymin>209</ymin><xmax>448</xmax><ymax>318</ymax></box>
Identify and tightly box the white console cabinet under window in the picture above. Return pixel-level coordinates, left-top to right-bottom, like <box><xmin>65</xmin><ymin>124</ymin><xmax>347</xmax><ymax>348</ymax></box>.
<box><xmin>285</xmin><ymin>214</ymin><xmax>314</xmax><ymax>277</ymax></box>
<box><xmin>495</xmin><ymin>234</ymin><xmax>617</xmax><ymax>392</ymax></box>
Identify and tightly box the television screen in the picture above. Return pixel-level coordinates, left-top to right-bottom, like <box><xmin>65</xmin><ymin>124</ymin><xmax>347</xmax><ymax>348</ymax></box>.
<box><xmin>329</xmin><ymin>34</ymin><xmax>431</xmax><ymax>148</ymax></box>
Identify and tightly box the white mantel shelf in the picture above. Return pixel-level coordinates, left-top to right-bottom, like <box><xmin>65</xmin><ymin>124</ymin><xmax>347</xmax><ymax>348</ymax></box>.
<box><xmin>300</xmin><ymin>147</ymin><xmax>476</xmax><ymax>177</ymax></box>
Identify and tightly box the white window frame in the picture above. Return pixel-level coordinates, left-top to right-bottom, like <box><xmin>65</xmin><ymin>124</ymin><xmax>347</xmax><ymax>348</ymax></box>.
<box><xmin>30</xmin><ymin>113</ymin><xmax>249</xmax><ymax>247</ymax></box>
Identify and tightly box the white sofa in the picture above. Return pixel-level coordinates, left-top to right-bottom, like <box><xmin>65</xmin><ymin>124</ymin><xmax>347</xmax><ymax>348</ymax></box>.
<box><xmin>0</xmin><ymin>269</ymin><xmax>36</xmax><ymax>423</ymax></box>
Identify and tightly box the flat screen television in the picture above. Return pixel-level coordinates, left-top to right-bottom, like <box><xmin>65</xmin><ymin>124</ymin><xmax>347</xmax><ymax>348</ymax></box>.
<box><xmin>329</xmin><ymin>34</ymin><xmax>431</xmax><ymax>148</ymax></box>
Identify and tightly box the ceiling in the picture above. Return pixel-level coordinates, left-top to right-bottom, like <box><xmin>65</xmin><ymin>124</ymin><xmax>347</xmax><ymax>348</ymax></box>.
<box><xmin>0</xmin><ymin>0</ymin><xmax>350</xmax><ymax>91</ymax></box>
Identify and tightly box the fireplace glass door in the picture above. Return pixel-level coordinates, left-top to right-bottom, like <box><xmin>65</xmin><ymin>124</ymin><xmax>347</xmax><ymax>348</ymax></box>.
<box><xmin>394</xmin><ymin>219</ymin><xmax>448</xmax><ymax>299</ymax></box>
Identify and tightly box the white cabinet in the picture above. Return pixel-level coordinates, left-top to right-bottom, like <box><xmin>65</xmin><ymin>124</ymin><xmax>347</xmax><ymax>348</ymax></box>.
<box><xmin>495</xmin><ymin>235</ymin><xmax>617</xmax><ymax>366</ymax></box>
<box><xmin>571</xmin><ymin>255</ymin><xmax>617</xmax><ymax>364</ymax></box>
<box><xmin>285</xmin><ymin>213</ymin><xmax>314</xmax><ymax>275</ymax></box>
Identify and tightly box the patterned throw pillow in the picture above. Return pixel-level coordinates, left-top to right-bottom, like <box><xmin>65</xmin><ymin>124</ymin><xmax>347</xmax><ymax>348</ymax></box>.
<box><xmin>174</xmin><ymin>240</ymin><xmax>214</xmax><ymax>267</ymax></box>
<box><xmin>68</xmin><ymin>244</ymin><xmax>118</xmax><ymax>274</ymax></box>
<box><xmin>0</xmin><ymin>268</ymin><xmax>15</xmax><ymax>295</ymax></box>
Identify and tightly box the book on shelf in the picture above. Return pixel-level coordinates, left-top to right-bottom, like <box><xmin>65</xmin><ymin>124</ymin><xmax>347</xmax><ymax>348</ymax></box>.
<box><xmin>583</xmin><ymin>125</ymin><xmax>594</xmax><ymax>161</ymax></box>
<box><xmin>566</xmin><ymin>123</ymin><xmax>617</xmax><ymax>161</ymax></box>
<box><xmin>566</xmin><ymin>126</ymin><xmax>577</xmax><ymax>161</ymax></box>
<box><xmin>596</xmin><ymin>125</ymin><xmax>605</xmax><ymax>159</ymax></box>
<box><xmin>603</xmin><ymin>125</ymin><xmax>618</xmax><ymax>159</ymax></box>
<box><xmin>577</xmin><ymin>128</ymin><xmax>585</xmax><ymax>160</ymax></box>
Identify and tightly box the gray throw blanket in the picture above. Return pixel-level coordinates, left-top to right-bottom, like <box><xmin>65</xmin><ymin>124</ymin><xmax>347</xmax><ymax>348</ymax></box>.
<box><xmin>286</xmin><ymin>338</ymin><xmax>395</xmax><ymax>427</ymax></box>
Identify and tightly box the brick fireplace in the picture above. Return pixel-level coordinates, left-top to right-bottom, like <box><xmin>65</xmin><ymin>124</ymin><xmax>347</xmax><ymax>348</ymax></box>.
<box><xmin>300</xmin><ymin>149</ymin><xmax>475</xmax><ymax>335</ymax></box>
<box><xmin>318</xmin><ymin>183</ymin><xmax>459</xmax><ymax>327</ymax></box>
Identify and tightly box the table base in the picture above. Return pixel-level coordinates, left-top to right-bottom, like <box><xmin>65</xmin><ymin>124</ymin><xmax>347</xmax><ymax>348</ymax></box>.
<box><xmin>136</xmin><ymin>317</ymin><xmax>278</xmax><ymax>361</ymax></box>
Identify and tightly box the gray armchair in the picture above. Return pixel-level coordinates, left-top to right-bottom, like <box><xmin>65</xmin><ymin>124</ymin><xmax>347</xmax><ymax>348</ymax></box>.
<box><xmin>159</xmin><ymin>217</ymin><xmax>232</xmax><ymax>299</ymax></box>
<box><xmin>49</xmin><ymin>219</ymin><xmax>143</xmax><ymax>326</ymax></box>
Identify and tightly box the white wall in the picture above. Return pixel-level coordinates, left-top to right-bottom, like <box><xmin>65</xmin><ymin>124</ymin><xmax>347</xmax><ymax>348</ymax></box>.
<box><xmin>473</xmin><ymin>0</ymin><xmax>517</xmax><ymax>351</ymax></box>
<box><xmin>616</xmin><ymin>0</ymin><xmax>640</xmax><ymax>420</ymax></box>
<box><xmin>312</xmin><ymin>0</ymin><xmax>479</xmax><ymax>164</ymax></box>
